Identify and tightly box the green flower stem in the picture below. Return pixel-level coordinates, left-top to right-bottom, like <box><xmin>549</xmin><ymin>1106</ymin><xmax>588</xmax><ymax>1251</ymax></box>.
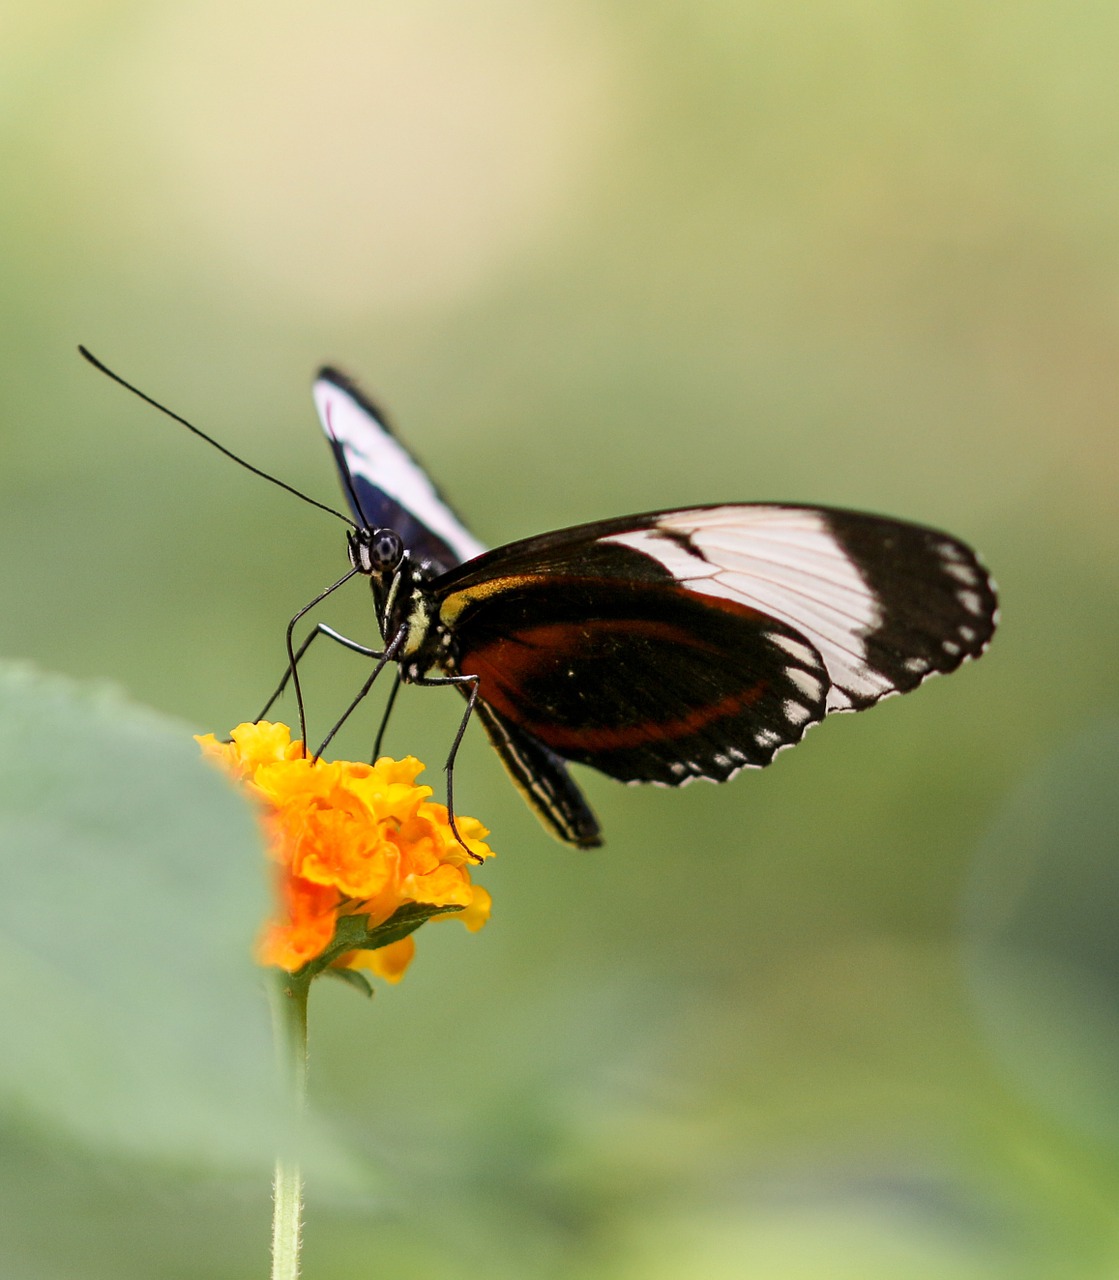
<box><xmin>270</xmin><ymin>971</ymin><xmax>311</xmax><ymax>1280</ymax></box>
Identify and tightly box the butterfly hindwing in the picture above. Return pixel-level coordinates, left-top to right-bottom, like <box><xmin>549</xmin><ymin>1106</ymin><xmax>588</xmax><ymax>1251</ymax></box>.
<box><xmin>471</xmin><ymin>699</ymin><xmax>603</xmax><ymax>847</ymax></box>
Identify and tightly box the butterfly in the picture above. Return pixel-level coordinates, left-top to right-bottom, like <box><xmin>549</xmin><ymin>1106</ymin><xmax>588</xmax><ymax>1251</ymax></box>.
<box><xmin>309</xmin><ymin>369</ymin><xmax>998</xmax><ymax>849</ymax></box>
<box><xmin>76</xmin><ymin>346</ymin><xmax>997</xmax><ymax>848</ymax></box>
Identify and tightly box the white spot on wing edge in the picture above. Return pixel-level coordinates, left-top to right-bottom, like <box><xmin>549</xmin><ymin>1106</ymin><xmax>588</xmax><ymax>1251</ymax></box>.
<box><xmin>787</xmin><ymin>668</ymin><xmax>824</xmax><ymax>700</ymax></box>
<box><xmin>769</xmin><ymin>632</ymin><xmax>819</xmax><ymax>666</ymax></box>
<box><xmin>957</xmin><ymin>589</ymin><xmax>986</xmax><ymax>616</ymax></box>
<box><xmin>944</xmin><ymin>561</ymin><xmax>979</xmax><ymax>585</ymax></box>
<box><xmin>635</xmin><ymin>703</ymin><xmax>829</xmax><ymax>790</ymax></box>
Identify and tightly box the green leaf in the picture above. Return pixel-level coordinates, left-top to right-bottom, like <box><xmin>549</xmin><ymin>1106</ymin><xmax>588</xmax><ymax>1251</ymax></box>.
<box><xmin>0</xmin><ymin>662</ymin><xmax>359</xmax><ymax>1181</ymax></box>
<box><xmin>300</xmin><ymin>901</ymin><xmax>465</xmax><ymax>978</ymax></box>
<box><xmin>326</xmin><ymin>967</ymin><xmax>375</xmax><ymax>998</ymax></box>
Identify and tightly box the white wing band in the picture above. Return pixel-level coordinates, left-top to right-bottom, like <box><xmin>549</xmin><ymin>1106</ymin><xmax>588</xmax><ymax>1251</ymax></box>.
<box><xmin>604</xmin><ymin>507</ymin><xmax>890</xmax><ymax>710</ymax></box>
<box><xmin>313</xmin><ymin>380</ymin><xmax>486</xmax><ymax>564</ymax></box>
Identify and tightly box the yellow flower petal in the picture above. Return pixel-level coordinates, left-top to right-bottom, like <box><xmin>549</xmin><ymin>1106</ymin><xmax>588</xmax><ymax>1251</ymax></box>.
<box><xmin>201</xmin><ymin>722</ymin><xmax>493</xmax><ymax>980</ymax></box>
<box><xmin>460</xmin><ymin>883</ymin><xmax>493</xmax><ymax>932</ymax></box>
<box><xmin>344</xmin><ymin>936</ymin><xmax>416</xmax><ymax>983</ymax></box>
<box><xmin>401</xmin><ymin>861</ymin><xmax>473</xmax><ymax>908</ymax></box>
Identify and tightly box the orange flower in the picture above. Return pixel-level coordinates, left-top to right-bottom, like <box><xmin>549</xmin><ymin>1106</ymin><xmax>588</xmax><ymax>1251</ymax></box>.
<box><xmin>197</xmin><ymin>722</ymin><xmax>493</xmax><ymax>981</ymax></box>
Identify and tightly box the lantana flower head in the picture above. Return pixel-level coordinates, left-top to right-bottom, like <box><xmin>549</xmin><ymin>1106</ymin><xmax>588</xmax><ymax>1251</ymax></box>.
<box><xmin>197</xmin><ymin>721</ymin><xmax>493</xmax><ymax>982</ymax></box>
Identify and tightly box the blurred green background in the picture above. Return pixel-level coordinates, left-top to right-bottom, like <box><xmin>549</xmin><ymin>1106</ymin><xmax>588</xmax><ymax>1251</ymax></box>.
<box><xmin>2</xmin><ymin>2</ymin><xmax>1118</xmax><ymax>1276</ymax></box>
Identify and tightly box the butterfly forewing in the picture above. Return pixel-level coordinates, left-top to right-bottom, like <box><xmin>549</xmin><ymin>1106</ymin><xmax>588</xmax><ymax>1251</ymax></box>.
<box><xmin>432</xmin><ymin>504</ymin><xmax>996</xmax><ymax>786</ymax></box>
<box><xmin>817</xmin><ymin>509</ymin><xmax>999</xmax><ymax>705</ymax></box>
<box><xmin>595</xmin><ymin>506</ymin><xmax>998</xmax><ymax>711</ymax></box>
<box><xmin>313</xmin><ymin>369</ymin><xmax>486</xmax><ymax>575</ymax></box>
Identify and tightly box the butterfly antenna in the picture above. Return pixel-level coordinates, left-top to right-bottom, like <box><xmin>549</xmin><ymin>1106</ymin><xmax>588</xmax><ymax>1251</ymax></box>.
<box><xmin>78</xmin><ymin>345</ymin><xmax>355</xmax><ymax>527</ymax></box>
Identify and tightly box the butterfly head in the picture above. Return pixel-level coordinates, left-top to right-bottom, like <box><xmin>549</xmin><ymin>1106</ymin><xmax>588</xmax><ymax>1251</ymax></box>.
<box><xmin>347</xmin><ymin>526</ymin><xmax>405</xmax><ymax>578</ymax></box>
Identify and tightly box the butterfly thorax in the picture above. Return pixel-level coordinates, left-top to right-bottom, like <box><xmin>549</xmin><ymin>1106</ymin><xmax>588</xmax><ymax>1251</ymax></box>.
<box><xmin>348</xmin><ymin>527</ymin><xmax>453</xmax><ymax>681</ymax></box>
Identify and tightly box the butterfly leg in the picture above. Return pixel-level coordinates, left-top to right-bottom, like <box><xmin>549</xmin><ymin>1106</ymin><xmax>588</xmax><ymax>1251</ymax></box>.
<box><xmin>313</xmin><ymin>624</ymin><xmax>408</xmax><ymax>761</ymax></box>
<box><xmin>409</xmin><ymin>671</ymin><xmax>483</xmax><ymax>861</ymax></box>
<box><xmin>255</xmin><ymin>622</ymin><xmax>383</xmax><ymax>723</ymax></box>
<box><xmin>371</xmin><ymin>670</ymin><xmax>403</xmax><ymax>763</ymax></box>
<box><xmin>271</xmin><ymin>569</ymin><xmax>360</xmax><ymax>751</ymax></box>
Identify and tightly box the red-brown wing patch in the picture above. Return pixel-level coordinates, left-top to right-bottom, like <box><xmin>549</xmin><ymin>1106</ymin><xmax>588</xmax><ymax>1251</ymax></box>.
<box><xmin>449</xmin><ymin>578</ymin><xmax>829</xmax><ymax>784</ymax></box>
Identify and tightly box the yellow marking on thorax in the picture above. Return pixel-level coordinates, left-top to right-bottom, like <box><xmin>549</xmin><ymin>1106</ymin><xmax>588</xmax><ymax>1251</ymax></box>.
<box><xmin>381</xmin><ymin>572</ymin><xmax>402</xmax><ymax>632</ymax></box>
<box><xmin>402</xmin><ymin>596</ymin><xmax>430</xmax><ymax>656</ymax></box>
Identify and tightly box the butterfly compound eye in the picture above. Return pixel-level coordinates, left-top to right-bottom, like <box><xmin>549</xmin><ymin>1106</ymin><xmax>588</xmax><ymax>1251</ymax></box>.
<box><xmin>372</xmin><ymin>529</ymin><xmax>404</xmax><ymax>568</ymax></box>
<box><xmin>348</xmin><ymin>527</ymin><xmax>404</xmax><ymax>575</ymax></box>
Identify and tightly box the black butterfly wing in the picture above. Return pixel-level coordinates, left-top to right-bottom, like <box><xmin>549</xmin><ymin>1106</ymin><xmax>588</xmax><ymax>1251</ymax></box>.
<box><xmin>437</xmin><ymin>539</ymin><xmax>830</xmax><ymax>785</ymax></box>
<box><xmin>312</xmin><ymin>369</ymin><xmax>486</xmax><ymax>576</ymax></box>
<box><xmin>432</xmin><ymin>504</ymin><xmax>997</xmax><ymax>786</ymax></box>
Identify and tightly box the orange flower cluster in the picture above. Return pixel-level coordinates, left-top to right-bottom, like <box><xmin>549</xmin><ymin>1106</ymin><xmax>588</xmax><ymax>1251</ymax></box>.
<box><xmin>197</xmin><ymin>722</ymin><xmax>492</xmax><ymax>981</ymax></box>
